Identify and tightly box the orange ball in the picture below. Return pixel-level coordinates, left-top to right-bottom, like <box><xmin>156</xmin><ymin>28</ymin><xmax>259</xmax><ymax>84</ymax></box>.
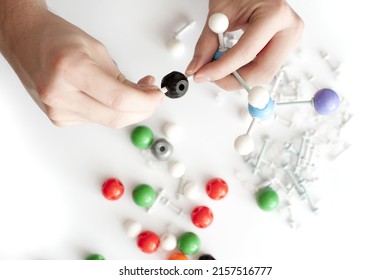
<box><xmin>168</xmin><ymin>252</ymin><xmax>188</xmax><ymax>260</ymax></box>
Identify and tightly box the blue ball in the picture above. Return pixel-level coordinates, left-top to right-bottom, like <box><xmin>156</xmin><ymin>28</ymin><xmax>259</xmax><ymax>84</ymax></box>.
<box><xmin>313</xmin><ymin>88</ymin><xmax>340</xmax><ymax>115</ymax></box>
<box><xmin>213</xmin><ymin>50</ymin><xmax>227</xmax><ymax>61</ymax></box>
<box><xmin>248</xmin><ymin>98</ymin><xmax>275</xmax><ymax>121</ymax></box>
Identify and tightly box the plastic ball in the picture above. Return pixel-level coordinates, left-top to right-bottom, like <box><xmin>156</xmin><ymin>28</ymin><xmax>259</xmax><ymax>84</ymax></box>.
<box><xmin>168</xmin><ymin>252</ymin><xmax>188</xmax><ymax>260</ymax></box>
<box><xmin>151</xmin><ymin>138</ymin><xmax>173</xmax><ymax>161</ymax></box>
<box><xmin>248</xmin><ymin>98</ymin><xmax>275</xmax><ymax>121</ymax></box>
<box><xmin>132</xmin><ymin>184</ymin><xmax>157</xmax><ymax>208</ymax></box>
<box><xmin>160</xmin><ymin>232</ymin><xmax>177</xmax><ymax>251</ymax></box>
<box><xmin>208</xmin><ymin>13</ymin><xmax>229</xmax><ymax>33</ymax></box>
<box><xmin>137</xmin><ymin>231</ymin><xmax>160</xmax><ymax>254</ymax></box>
<box><xmin>191</xmin><ymin>206</ymin><xmax>214</xmax><ymax>228</ymax></box>
<box><xmin>213</xmin><ymin>49</ymin><xmax>227</xmax><ymax>61</ymax></box>
<box><xmin>199</xmin><ymin>254</ymin><xmax>216</xmax><ymax>260</ymax></box>
<box><xmin>162</xmin><ymin>122</ymin><xmax>182</xmax><ymax>142</ymax></box>
<box><xmin>161</xmin><ymin>71</ymin><xmax>189</xmax><ymax>98</ymax></box>
<box><xmin>183</xmin><ymin>181</ymin><xmax>201</xmax><ymax>200</ymax></box>
<box><xmin>313</xmin><ymin>88</ymin><xmax>340</xmax><ymax>115</ymax></box>
<box><xmin>101</xmin><ymin>178</ymin><xmax>124</xmax><ymax>201</ymax></box>
<box><xmin>256</xmin><ymin>187</ymin><xmax>279</xmax><ymax>211</ymax></box>
<box><xmin>167</xmin><ymin>37</ymin><xmax>185</xmax><ymax>56</ymax></box>
<box><xmin>131</xmin><ymin>125</ymin><xmax>154</xmax><ymax>149</ymax></box>
<box><xmin>124</xmin><ymin>219</ymin><xmax>143</xmax><ymax>238</ymax></box>
<box><xmin>234</xmin><ymin>134</ymin><xmax>254</xmax><ymax>155</ymax></box>
<box><xmin>177</xmin><ymin>232</ymin><xmax>201</xmax><ymax>255</ymax></box>
<box><xmin>168</xmin><ymin>161</ymin><xmax>186</xmax><ymax>178</ymax></box>
<box><xmin>205</xmin><ymin>178</ymin><xmax>228</xmax><ymax>200</ymax></box>
<box><xmin>85</xmin><ymin>253</ymin><xmax>105</xmax><ymax>260</ymax></box>
<box><xmin>248</xmin><ymin>86</ymin><xmax>270</xmax><ymax>109</ymax></box>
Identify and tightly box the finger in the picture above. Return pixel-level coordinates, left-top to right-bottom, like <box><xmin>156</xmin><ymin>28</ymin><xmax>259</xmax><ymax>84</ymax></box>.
<box><xmin>65</xmin><ymin>58</ymin><xmax>164</xmax><ymax>112</ymax></box>
<box><xmin>137</xmin><ymin>75</ymin><xmax>156</xmax><ymax>85</ymax></box>
<box><xmin>42</xmin><ymin>105</ymin><xmax>88</xmax><ymax>127</ymax></box>
<box><xmin>122</xmin><ymin>76</ymin><xmax>160</xmax><ymax>91</ymax></box>
<box><xmin>194</xmin><ymin>16</ymin><xmax>279</xmax><ymax>83</ymax></box>
<box><xmin>41</xmin><ymin>79</ymin><xmax>161</xmax><ymax>128</ymax></box>
<box><xmin>214</xmin><ymin>27</ymin><xmax>302</xmax><ymax>90</ymax></box>
<box><xmin>185</xmin><ymin>22</ymin><xmax>219</xmax><ymax>78</ymax></box>
<box><xmin>51</xmin><ymin>120</ymin><xmax>87</xmax><ymax>127</ymax></box>
<box><xmin>58</xmin><ymin>90</ymin><xmax>157</xmax><ymax>128</ymax></box>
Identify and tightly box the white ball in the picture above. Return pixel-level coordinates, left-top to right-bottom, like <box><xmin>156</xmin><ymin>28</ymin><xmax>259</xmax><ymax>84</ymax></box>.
<box><xmin>248</xmin><ymin>86</ymin><xmax>270</xmax><ymax>109</ymax></box>
<box><xmin>168</xmin><ymin>161</ymin><xmax>186</xmax><ymax>178</ymax></box>
<box><xmin>167</xmin><ymin>38</ymin><xmax>185</xmax><ymax>56</ymax></box>
<box><xmin>234</xmin><ymin>134</ymin><xmax>255</xmax><ymax>155</ymax></box>
<box><xmin>208</xmin><ymin>13</ymin><xmax>229</xmax><ymax>34</ymax></box>
<box><xmin>162</xmin><ymin>122</ymin><xmax>182</xmax><ymax>142</ymax></box>
<box><xmin>124</xmin><ymin>220</ymin><xmax>142</xmax><ymax>238</ymax></box>
<box><xmin>183</xmin><ymin>181</ymin><xmax>201</xmax><ymax>200</ymax></box>
<box><xmin>160</xmin><ymin>232</ymin><xmax>177</xmax><ymax>251</ymax></box>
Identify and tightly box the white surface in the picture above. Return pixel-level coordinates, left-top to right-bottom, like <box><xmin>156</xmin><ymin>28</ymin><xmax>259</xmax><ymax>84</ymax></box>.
<box><xmin>0</xmin><ymin>0</ymin><xmax>390</xmax><ymax>278</ymax></box>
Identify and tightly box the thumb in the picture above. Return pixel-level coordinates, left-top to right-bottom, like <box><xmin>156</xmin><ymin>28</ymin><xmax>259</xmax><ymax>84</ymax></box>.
<box><xmin>185</xmin><ymin>22</ymin><xmax>219</xmax><ymax>79</ymax></box>
<box><xmin>122</xmin><ymin>75</ymin><xmax>159</xmax><ymax>91</ymax></box>
<box><xmin>137</xmin><ymin>75</ymin><xmax>156</xmax><ymax>86</ymax></box>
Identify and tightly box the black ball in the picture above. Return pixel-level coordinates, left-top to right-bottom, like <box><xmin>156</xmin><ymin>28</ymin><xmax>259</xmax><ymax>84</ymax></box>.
<box><xmin>161</xmin><ymin>71</ymin><xmax>189</xmax><ymax>98</ymax></box>
<box><xmin>198</xmin><ymin>254</ymin><xmax>216</xmax><ymax>260</ymax></box>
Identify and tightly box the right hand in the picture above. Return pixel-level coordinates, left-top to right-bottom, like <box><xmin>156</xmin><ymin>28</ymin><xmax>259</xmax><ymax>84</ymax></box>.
<box><xmin>186</xmin><ymin>0</ymin><xmax>304</xmax><ymax>90</ymax></box>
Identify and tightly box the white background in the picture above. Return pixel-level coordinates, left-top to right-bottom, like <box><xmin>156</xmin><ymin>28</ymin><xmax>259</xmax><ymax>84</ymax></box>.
<box><xmin>0</xmin><ymin>0</ymin><xmax>390</xmax><ymax>278</ymax></box>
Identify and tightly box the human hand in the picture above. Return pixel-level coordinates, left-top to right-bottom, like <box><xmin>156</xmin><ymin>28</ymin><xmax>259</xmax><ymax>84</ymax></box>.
<box><xmin>1</xmin><ymin>4</ymin><xmax>164</xmax><ymax>128</ymax></box>
<box><xmin>186</xmin><ymin>0</ymin><xmax>304</xmax><ymax>90</ymax></box>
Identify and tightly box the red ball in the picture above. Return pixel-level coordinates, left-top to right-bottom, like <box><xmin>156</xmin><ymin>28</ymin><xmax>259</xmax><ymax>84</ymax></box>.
<box><xmin>205</xmin><ymin>178</ymin><xmax>228</xmax><ymax>200</ymax></box>
<box><xmin>137</xmin><ymin>231</ymin><xmax>160</xmax><ymax>254</ymax></box>
<box><xmin>191</xmin><ymin>206</ymin><xmax>214</xmax><ymax>228</ymax></box>
<box><xmin>102</xmin><ymin>178</ymin><xmax>124</xmax><ymax>200</ymax></box>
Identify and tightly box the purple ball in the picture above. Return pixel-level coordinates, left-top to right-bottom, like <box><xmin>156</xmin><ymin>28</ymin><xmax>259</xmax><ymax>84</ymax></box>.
<box><xmin>313</xmin><ymin>88</ymin><xmax>340</xmax><ymax>115</ymax></box>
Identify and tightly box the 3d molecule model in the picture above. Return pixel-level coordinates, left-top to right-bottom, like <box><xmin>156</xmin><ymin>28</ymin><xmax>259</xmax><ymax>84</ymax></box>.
<box><xmin>87</xmin><ymin>12</ymin><xmax>351</xmax><ymax>260</ymax></box>
<box><xmin>191</xmin><ymin>205</ymin><xmax>214</xmax><ymax>228</ymax></box>
<box><xmin>161</xmin><ymin>71</ymin><xmax>190</xmax><ymax>99</ymax></box>
<box><xmin>168</xmin><ymin>252</ymin><xmax>189</xmax><ymax>260</ymax></box>
<box><xmin>101</xmin><ymin>178</ymin><xmax>125</xmax><ymax>201</ymax></box>
<box><xmin>203</xmin><ymin>12</ymin><xmax>352</xmax><ymax>230</ymax></box>
<box><xmin>256</xmin><ymin>187</ymin><xmax>279</xmax><ymax>212</ymax></box>
<box><xmin>98</xmin><ymin>121</ymin><xmax>234</xmax><ymax>259</ymax></box>
<box><xmin>205</xmin><ymin>178</ymin><xmax>229</xmax><ymax>200</ymax></box>
<box><xmin>85</xmin><ymin>253</ymin><xmax>106</xmax><ymax>260</ymax></box>
<box><xmin>177</xmin><ymin>232</ymin><xmax>201</xmax><ymax>256</ymax></box>
<box><xmin>167</xmin><ymin>20</ymin><xmax>196</xmax><ymax>56</ymax></box>
<box><xmin>137</xmin><ymin>231</ymin><xmax>161</xmax><ymax>254</ymax></box>
<box><xmin>122</xmin><ymin>217</ymin><xmax>207</xmax><ymax>258</ymax></box>
<box><xmin>208</xmin><ymin>13</ymin><xmax>340</xmax><ymax>156</ymax></box>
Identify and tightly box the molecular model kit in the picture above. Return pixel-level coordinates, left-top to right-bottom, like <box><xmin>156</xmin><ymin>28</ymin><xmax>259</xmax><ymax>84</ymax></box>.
<box><xmin>88</xmin><ymin>13</ymin><xmax>352</xmax><ymax>260</ymax></box>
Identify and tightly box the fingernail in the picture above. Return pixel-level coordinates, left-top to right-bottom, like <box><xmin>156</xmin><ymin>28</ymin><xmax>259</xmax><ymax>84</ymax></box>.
<box><xmin>194</xmin><ymin>75</ymin><xmax>211</xmax><ymax>83</ymax></box>
<box><xmin>185</xmin><ymin>58</ymin><xmax>198</xmax><ymax>76</ymax></box>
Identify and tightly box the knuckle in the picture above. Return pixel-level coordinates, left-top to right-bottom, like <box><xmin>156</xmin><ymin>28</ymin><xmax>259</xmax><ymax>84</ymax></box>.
<box><xmin>92</xmin><ymin>40</ymin><xmax>108</xmax><ymax>55</ymax></box>
<box><xmin>294</xmin><ymin>17</ymin><xmax>305</xmax><ymax>38</ymax></box>
<box><xmin>107</xmin><ymin>93</ymin><xmax>128</xmax><ymax>111</ymax></box>
<box><xmin>106</xmin><ymin>116</ymin><xmax>128</xmax><ymax>129</ymax></box>
<box><xmin>38</xmin><ymin>83</ymin><xmax>58</xmax><ymax>106</ymax></box>
<box><xmin>50</xmin><ymin>119</ymin><xmax>67</xmax><ymax>127</ymax></box>
<box><xmin>45</xmin><ymin>106</ymin><xmax>62</xmax><ymax>122</ymax></box>
<box><xmin>51</xmin><ymin>48</ymin><xmax>90</xmax><ymax>78</ymax></box>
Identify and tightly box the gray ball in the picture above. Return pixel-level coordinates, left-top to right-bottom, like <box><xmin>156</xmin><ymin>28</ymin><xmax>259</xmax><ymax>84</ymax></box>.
<box><xmin>151</xmin><ymin>138</ymin><xmax>173</xmax><ymax>161</ymax></box>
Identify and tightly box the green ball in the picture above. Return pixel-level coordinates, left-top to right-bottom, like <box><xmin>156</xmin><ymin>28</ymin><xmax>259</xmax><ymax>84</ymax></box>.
<box><xmin>85</xmin><ymin>253</ymin><xmax>105</xmax><ymax>260</ymax></box>
<box><xmin>177</xmin><ymin>232</ymin><xmax>201</xmax><ymax>255</ymax></box>
<box><xmin>131</xmin><ymin>125</ymin><xmax>154</xmax><ymax>149</ymax></box>
<box><xmin>256</xmin><ymin>187</ymin><xmax>279</xmax><ymax>211</ymax></box>
<box><xmin>132</xmin><ymin>184</ymin><xmax>157</xmax><ymax>208</ymax></box>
